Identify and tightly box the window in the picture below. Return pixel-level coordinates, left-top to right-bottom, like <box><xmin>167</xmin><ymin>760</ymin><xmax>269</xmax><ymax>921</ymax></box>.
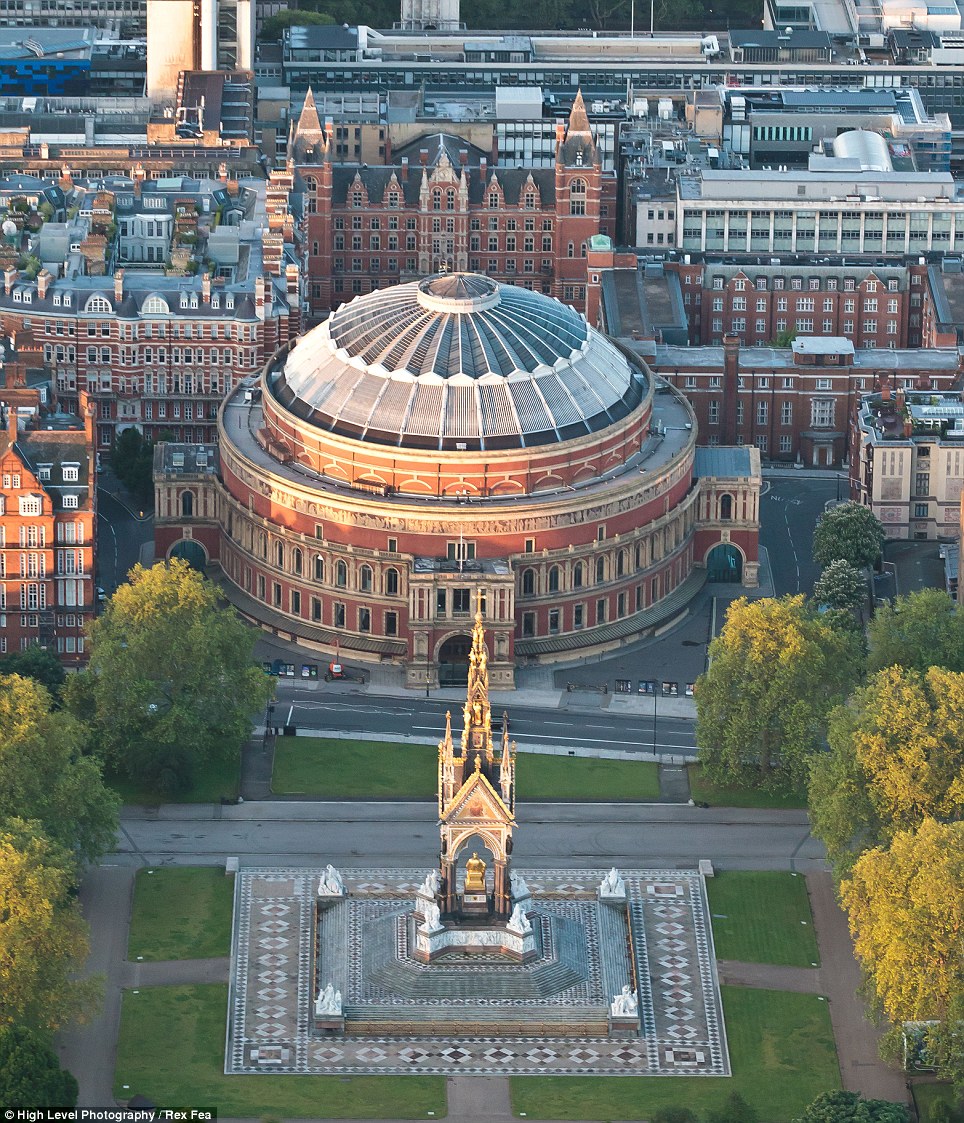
<box><xmin>453</xmin><ymin>588</ymin><xmax>471</xmax><ymax>615</ymax></box>
<box><xmin>569</xmin><ymin>178</ymin><xmax>587</xmax><ymax>216</ymax></box>
<box><xmin>595</xmin><ymin>557</ymin><xmax>605</xmax><ymax>584</ymax></box>
<box><xmin>385</xmin><ymin>611</ymin><xmax>398</xmax><ymax>636</ymax></box>
<box><xmin>548</xmin><ymin>608</ymin><xmax>560</xmax><ymax>634</ymax></box>
<box><xmin>291</xmin><ymin>590</ymin><xmax>301</xmax><ymax>615</ymax></box>
<box><xmin>573</xmin><ymin>561</ymin><xmax>583</xmax><ymax>588</ymax></box>
<box><xmin>548</xmin><ymin>565</ymin><xmax>560</xmax><ymax>593</ymax></box>
<box><xmin>720</xmin><ymin>493</ymin><xmax>733</xmax><ymax>520</ymax></box>
<box><xmin>313</xmin><ymin>555</ymin><xmax>324</xmax><ymax>582</ymax></box>
<box><xmin>811</xmin><ymin>399</ymin><xmax>834</xmax><ymax>427</ymax></box>
<box><xmin>596</xmin><ymin>598</ymin><xmax>607</xmax><ymax>625</ymax></box>
<box><xmin>522</xmin><ymin>612</ymin><xmax>535</xmax><ymax>637</ymax></box>
<box><xmin>311</xmin><ymin>597</ymin><xmax>322</xmax><ymax>622</ymax></box>
<box><xmin>272</xmin><ymin>582</ymin><xmax>282</xmax><ymax>608</ymax></box>
<box><xmin>781</xmin><ymin>400</ymin><xmax>793</xmax><ymax>425</ymax></box>
<box><xmin>360</xmin><ymin>564</ymin><xmax>373</xmax><ymax>593</ymax></box>
<box><xmin>335</xmin><ymin>560</ymin><xmax>347</xmax><ymax>588</ymax></box>
<box><xmin>386</xmin><ymin>567</ymin><xmax>399</xmax><ymax>595</ymax></box>
<box><xmin>522</xmin><ymin>568</ymin><xmax>535</xmax><ymax>596</ymax></box>
<box><xmin>914</xmin><ymin>503</ymin><xmax>929</xmax><ymax>518</ymax></box>
<box><xmin>359</xmin><ymin>607</ymin><xmax>371</xmax><ymax>633</ymax></box>
<box><xmin>334</xmin><ymin>603</ymin><xmax>345</xmax><ymax>628</ymax></box>
<box><xmin>915</xmin><ymin>472</ymin><xmax>930</xmax><ymax>496</ymax></box>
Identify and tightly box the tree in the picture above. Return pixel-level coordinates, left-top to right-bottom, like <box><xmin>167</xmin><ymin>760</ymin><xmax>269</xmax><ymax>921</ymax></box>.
<box><xmin>73</xmin><ymin>560</ymin><xmax>274</xmax><ymax>795</ymax></box>
<box><xmin>0</xmin><ymin>819</ymin><xmax>98</xmax><ymax>1031</ymax></box>
<box><xmin>813</xmin><ymin>560</ymin><xmax>866</xmax><ymax>614</ymax></box>
<box><xmin>0</xmin><ymin>645</ymin><xmax>66</xmax><ymax>696</ymax></box>
<box><xmin>793</xmin><ymin>1090</ymin><xmax>909</xmax><ymax>1122</ymax></box>
<box><xmin>840</xmin><ymin>818</ymin><xmax>964</xmax><ymax>1024</ymax></box>
<box><xmin>0</xmin><ymin>1024</ymin><xmax>78</xmax><ymax>1107</ymax></box>
<box><xmin>260</xmin><ymin>8</ymin><xmax>334</xmax><ymax>38</ymax></box>
<box><xmin>695</xmin><ymin>596</ymin><xmax>862</xmax><ymax>792</ymax></box>
<box><xmin>867</xmin><ymin>588</ymin><xmax>964</xmax><ymax>676</ymax></box>
<box><xmin>809</xmin><ymin>666</ymin><xmax>964</xmax><ymax>873</ymax></box>
<box><xmin>812</xmin><ymin>503</ymin><xmax>885</xmax><ymax>571</ymax></box>
<box><xmin>0</xmin><ymin>675</ymin><xmax>119</xmax><ymax>872</ymax></box>
<box><xmin>109</xmin><ymin>426</ymin><xmax>155</xmax><ymax>507</ymax></box>
<box><xmin>707</xmin><ymin>1092</ymin><xmax>759</xmax><ymax>1123</ymax></box>
<box><xmin>810</xmin><ymin>666</ymin><xmax>964</xmax><ymax>871</ymax></box>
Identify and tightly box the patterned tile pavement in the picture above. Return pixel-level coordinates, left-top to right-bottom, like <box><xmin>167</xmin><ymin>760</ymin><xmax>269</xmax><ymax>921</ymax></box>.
<box><xmin>227</xmin><ymin>868</ymin><xmax>729</xmax><ymax>1077</ymax></box>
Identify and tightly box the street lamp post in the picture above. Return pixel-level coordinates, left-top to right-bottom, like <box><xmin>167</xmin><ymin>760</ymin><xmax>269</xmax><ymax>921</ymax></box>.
<box><xmin>652</xmin><ymin>684</ymin><xmax>658</xmax><ymax>755</ymax></box>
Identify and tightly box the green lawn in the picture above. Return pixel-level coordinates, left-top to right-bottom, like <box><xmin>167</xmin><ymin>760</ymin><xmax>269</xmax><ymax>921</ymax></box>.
<box><xmin>108</xmin><ymin>753</ymin><xmax>240</xmax><ymax>806</ymax></box>
<box><xmin>512</xmin><ymin>986</ymin><xmax>839</xmax><ymax>1121</ymax></box>
<box><xmin>688</xmin><ymin>765</ymin><xmax>808</xmax><ymax>809</ymax></box>
<box><xmin>128</xmin><ymin>868</ymin><xmax>235</xmax><ymax>961</ymax></box>
<box><xmin>915</xmin><ymin>1083</ymin><xmax>964</xmax><ymax>1122</ymax></box>
<box><xmin>272</xmin><ymin>737</ymin><xmax>659</xmax><ymax>800</ymax></box>
<box><xmin>706</xmin><ymin>871</ymin><xmax>819</xmax><ymax>967</ymax></box>
<box><xmin>114</xmin><ymin>984</ymin><xmax>446</xmax><ymax>1117</ymax></box>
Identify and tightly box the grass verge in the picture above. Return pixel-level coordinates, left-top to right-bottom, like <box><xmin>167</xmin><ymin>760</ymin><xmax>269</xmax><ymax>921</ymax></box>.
<box><xmin>688</xmin><ymin>765</ymin><xmax>808</xmax><ymax>810</ymax></box>
<box><xmin>272</xmin><ymin>737</ymin><xmax>660</xmax><ymax>800</ymax></box>
<box><xmin>707</xmin><ymin>871</ymin><xmax>819</xmax><ymax>967</ymax></box>
<box><xmin>114</xmin><ymin>984</ymin><xmax>446</xmax><ymax>1117</ymax></box>
<box><xmin>128</xmin><ymin>868</ymin><xmax>234</xmax><ymax>961</ymax></box>
<box><xmin>511</xmin><ymin>986</ymin><xmax>839</xmax><ymax>1121</ymax></box>
<box><xmin>108</xmin><ymin>753</ymin><xmax>240</xmax><ymax>806</ymax></box>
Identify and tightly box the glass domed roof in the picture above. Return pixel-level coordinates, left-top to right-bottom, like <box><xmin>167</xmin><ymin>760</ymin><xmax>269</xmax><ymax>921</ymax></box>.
<box><xmin>273</xmin><ymin>274</ymin><xmax>645</xmax><ymax>450</ymax></box>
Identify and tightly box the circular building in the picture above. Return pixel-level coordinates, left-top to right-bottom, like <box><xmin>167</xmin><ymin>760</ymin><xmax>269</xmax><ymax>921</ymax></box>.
<box><xmin>155</xmin><ymin>274</ymin><xmax>760</xmax><ymax>688</ymax></box>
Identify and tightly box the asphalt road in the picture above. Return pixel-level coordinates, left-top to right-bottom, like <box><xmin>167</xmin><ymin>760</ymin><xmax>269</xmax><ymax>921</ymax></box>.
<box><xmin>96</xmin><ymin>486</ymin><xmax>153</xmax><ymax>593</ymax></box>
<box><xmin>114</xmin><ymin>802</ymin><xmax>824</xmax><ymax>872</ymax></box>
<box><xmin>268</xmin><ymin>686</ymin><xmax>698</xmax><ymax>755</ymax></box>
<box><xmin>760</xmin><ymin>475</ymin><xmax>839</xmax><ymax>596</ymax></box>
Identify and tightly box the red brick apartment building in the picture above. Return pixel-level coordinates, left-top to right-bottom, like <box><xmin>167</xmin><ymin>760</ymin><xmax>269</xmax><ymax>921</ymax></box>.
<box><xmin>0</xmin><ymin>382</ymin><xmax>95</xmax><ymax>666</ymax></box>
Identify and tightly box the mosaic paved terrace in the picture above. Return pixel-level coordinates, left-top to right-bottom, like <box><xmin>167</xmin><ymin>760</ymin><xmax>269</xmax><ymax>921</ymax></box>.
<box><xmin>227</xmin><ymin>867</ymin><xmax>730</xmax><ymax>1077</ymax></box>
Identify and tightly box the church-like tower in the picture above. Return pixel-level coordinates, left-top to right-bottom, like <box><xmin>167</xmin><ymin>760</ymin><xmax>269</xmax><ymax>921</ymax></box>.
<box><xmin>437</xmin><ymin>598</ymin><xmax>516</xmax><ymax>920</ymax></box>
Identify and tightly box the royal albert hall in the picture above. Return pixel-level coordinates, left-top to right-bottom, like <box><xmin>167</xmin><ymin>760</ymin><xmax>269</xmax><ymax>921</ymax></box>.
<box><xmin>154</xmin><ymin>273</ymin><xmax>760</xmax><ymax>688</ymax></box>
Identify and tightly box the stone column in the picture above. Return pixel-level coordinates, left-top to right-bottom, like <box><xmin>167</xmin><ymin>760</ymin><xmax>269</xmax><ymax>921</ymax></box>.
<box><xmin>493</xmin><ymin>859</ymin><xmax>510</xmax><ymax>919</ymax></box>
<box><xmin>440</xmin><ymin>857</ymin><xmax>458</xmax><ymax>917</ymax></box>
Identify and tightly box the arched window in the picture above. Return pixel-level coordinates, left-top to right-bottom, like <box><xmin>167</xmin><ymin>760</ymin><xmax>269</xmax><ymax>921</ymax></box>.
<box><xmin>313</xmin><ymin>555</ymin><xmax>324</xmax><ymax>582</ymax></box>
<box><xmin>181</xmin><ymin>490</ymin><xmax>193</xmax><ymax>517</ymax></box>
<box><xmin>522</xmin><ymin>568</ymin><xmax>535</xmax><ymax>596</ymax></box>
<box><xmin>569</xmin><ymin>178</ymin><xmax>587</xmax><ymax>216</ymax></box>
<box><xmin>336</xmin><ymin>560</ymin><xmax>347</xmax><ymax>588</ymax></box>
<box><xmin>616</xmin><ymin>551</ymin><xmax>625</xmax><ymax>578</ymax></box>
<box><xmin>292</xmin><ymin>547</ymin><xmax>303</xmax><ymax>576</ymax></box>
<box><xmin>720</xmin><ymin>493</ymin><xmax>733</xmax><ymax>520</ymax></box>
<box><xmin>386</xmin><ymin>567</ymin><xmax>399</xmax><ymax>595</ymax></box>
<box><xmin>142</xmin><ymin>295</ymin><xmax>170</xmax><ymax>315</ymax></box>
<box><xmin>360</xmin><ymin>564</ymin><xmax>373</xmax><ymax>593</ymax></box>
<box><xmin>573</xmin><ymin>561</ymin><xmax>584</xmax><ymax>588</ymax></box>
<box><xmin>595</xmin><ymin>557</ymin><xmax>605</xmax><ymax>584</ymax></box>
<box><xmin>84</xmin><ymin>294</ymin><xmax>112</xmax><ymax>314</ymax></box>
<box><xmin>548</xmin><ymin>565</ymin><xmax>560</xmax><ymax>593</ymax></box>
<box><xmin>275</xmin><ymin>541</ymin><xmax>284</xmax><ymax>569</ymax></box>
<box><xmin>258</xmin><ymin>532</ymin><xmax>267</xmax><ymax>560</ymax></box>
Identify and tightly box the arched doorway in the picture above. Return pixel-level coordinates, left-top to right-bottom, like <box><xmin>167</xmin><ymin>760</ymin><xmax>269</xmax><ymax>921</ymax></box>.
<box><xmin>169</xmin><ymin>539</ymin><xmax>207</xmax><ymax>571</ymax></box>
<box><xmin>706</xmin><ymin>543</ymin><xmax>743</xmax><ymax>583</ymax></box>
<box><xmin>438</xmin><ymin>633</ymin><xmax>472</xmax><ymax>687</ymax></box>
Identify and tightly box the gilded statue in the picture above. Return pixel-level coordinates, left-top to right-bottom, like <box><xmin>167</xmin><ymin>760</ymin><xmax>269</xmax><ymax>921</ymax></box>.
<box><xmin>465</xmin><ymin>851</ymin><xmax>486</xmax><ymax>892</ymax></box>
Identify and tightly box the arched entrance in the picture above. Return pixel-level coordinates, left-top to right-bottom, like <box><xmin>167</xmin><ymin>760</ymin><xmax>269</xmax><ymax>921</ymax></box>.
<box><xmin>706</xmin><ymin>543</ymin><xmax>743</xmax><ymax>583</ymax></box>
<box><xmin>169</xmin><ymin>539</ymin><xmax>207</xmax><ymax>571</ymax></box>
<box><xmin>438</xmin><ymin>633</ymin><xmax>472</xmax><ymax>687</ymax></box>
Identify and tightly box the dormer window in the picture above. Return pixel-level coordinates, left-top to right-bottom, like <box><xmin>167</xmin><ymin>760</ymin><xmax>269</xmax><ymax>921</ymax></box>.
<box><xmin>63</xmin><ymin>465</ymin><xmax>79</xmax><ymax>482</ymax></box>
<box><xmin>63</xmin><ymin>294</ymin><xmax>70</xmax><ymax>306</ymax></box>
<box><xmin>12</xmin><ymin>290</ymin><xmax>21</xmax><ymax>303</ymax></box>
<box><xmin>211</xmin><ymin>295</ymin><xmax>219</xmax><ymax>309</ymax></box>
<box><xmin>23</xmin><ymin>291</ymin><xmax>31</xmax><ymax>304</ymax></box>
<box><xmin>18</xmin><ymin>495</ymin><xmax>40</xmax><ymax>515</ymax></box>
<box><xmin>53</xmin><ymin>294</ymin><xmax>61</xmax><ymax>306</ymax></box>
<box><xmin>180</xmin><ymin>293</ymin><xmax>189</xmax><ymax>309</ymax></box>
<box><xmin>190</xmin><ymin>294</ymin><xmax>198</xmax><ymax>308</ymax></box>
<box><xmin>226</xmin><ymin>294</ymin><xmax>234</xmax><ymax>310</ymax></box>
<box><xmin>63</xmin><ymin>494</ymin><xmax>78</xmax><ymax>509</ymax></box>
<box><xmin>38</xmin><ymin>466</ymin><xmax>51</xmax><ymax>481</ymax></box>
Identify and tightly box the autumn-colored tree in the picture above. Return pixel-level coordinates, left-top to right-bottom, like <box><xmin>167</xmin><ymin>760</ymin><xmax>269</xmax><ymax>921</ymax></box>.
<box><xmin>695</xmin><ymin>596</ymin><xmax>862</xmax><ymax>792</ymax></box>
<box><xmin>0</xmin><ymin>1024</ymin><xmax>78</xmax><ymax>1107</ymax></box>
<box><xmin>70</xmin><ymin>560</ymin><xmax>273</xmax><ymax>796</ymax></box>
<box><xmin>840</xmin><ymin>818</ymin><xmax>964</xmax><ymax>1024</ymax></box>
<box><xmin>0</xmin><ymin>820</ymin><xmax>98</xmax><ymax>1031</ymax></box>
<box><xmin>867</xmin><ymin>588</ymin><xmax>964</xmax><ymax>675</ymax></box>
<box><xmin>0</xmin><ymin>675</ymin><xmax>119</xmax><ymax>873</ymax></box>
<box><xmin>812</xmin><ymin>503</ymin><xmax>885</xmax><ymax>571</ymax></box>
<box><xmin>809</xmin><ymin>667</ymin><xmax>964</xmax><ymax>872</ymax></box>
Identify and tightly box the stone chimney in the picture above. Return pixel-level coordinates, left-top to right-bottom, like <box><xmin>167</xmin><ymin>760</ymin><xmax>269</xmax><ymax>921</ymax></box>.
<box><xmin>114</xmin><ymin>268</ymin><xmax>124</xmax><ymax>302</ymax></box>
<box><xmin>4</xmin><ymin>267</ymin><xmax>15</xmax><ymax>296</ymax></box>
<box><xmin>202</xmin><ymin>272</ymin><xmax>211</xmax><ymax>304</ymax></box>
<box><xmin>459</xmin><ymin>148</ymin><xmax>468</xmax><ymax>166</ymax></box>
<box><xmin>479</xmin><ymin>157</ymin><xmax>487</xmax><ymax>179</ymax></box>
<box><xmin>722</xmin><ymin>333</ymin><xmax>740</xmax><ymax>446</ymax></box>
<box><xmin>36</xmin><ymin>268</ymin><xmax>51</xmax><ymax>300</ymax></box>
<box><xmin>400</xmin><ymin>157</ymin><xmax>408</xmax><ymax>182</ymax></box>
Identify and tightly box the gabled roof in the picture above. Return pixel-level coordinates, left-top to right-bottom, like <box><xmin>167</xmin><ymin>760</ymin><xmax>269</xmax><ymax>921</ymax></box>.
<box><xmin>440</xmin><ymin>765</ymin><xmax>513</xmax><ymax>826</ymax></box>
